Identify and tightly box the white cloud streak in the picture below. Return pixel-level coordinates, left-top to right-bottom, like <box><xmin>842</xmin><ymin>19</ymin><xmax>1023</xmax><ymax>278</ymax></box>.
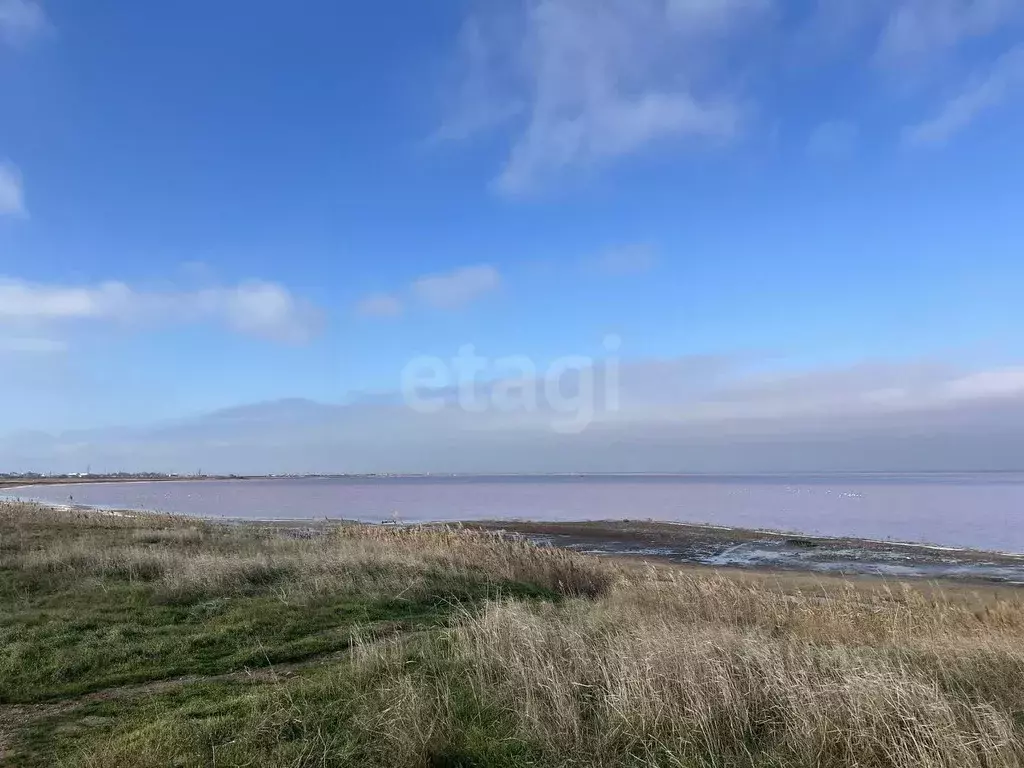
<box><xmin>806</xmin><ymin>120</ymin><xmax>859</xmax><ymax>157</ymax></box>
<box><xmin>0</xmin><ymin>278</ymin><xmax>323</xmax><ymax>343</ymax></box>
<box><xmin>905</xmin><ymin>45</ymin><xmax>1024</xmax><ymax>144</ymax></box>
<box><xmin>590</xmin><ymin>243</ymin><xmax>658</xmax><ymax>276</ymax></box>
<box><xmin>0</xmin><ymin>0</ymin><xmax>45</xmax><ymax>46</ymax></box>
<box><xmin>878</xmin><ymin>0</ymin><xmax>1024</xmax><ymax>64</ymax></box>
<box><xmin>355</xmin><ymin>264</ymin><xmax>502</xmax><ymax>317</ymax></box>
<box><xmin>667</xmin><ymin>0</ymin><xmax>772</xmax><ymax>31</ymax></box>
<box><xmin>439</xmin><ymin>0</ymin><xmax>1024</xmax><ymax>182</ymax></box>
<box><xmin>434</xmin><ymin>15</ymin><xmax>526</xmax><ymax>141</ymax></box>
<box><xmin>355</xmin><ymin>293</ymin><xmax>404</xmax><ymax>318</ymax></box>
<box><xmin>0</xmin><ymin>336</ymin><xmax>66</xmax><ymax>354</ymax></box>
<box><xmin>444</xmin><ymin>0</ymin><xmax>758</xmax><ymax>194</ymax></box>
<box><xmin>412</xmin><ymin>264</ymin><xmax>501</xmax><ymax>309</ymax></box>
<box><xmin>0</xmin><ymin>162</ymin><xmax>26</xmax><ymax>217</ymax></box>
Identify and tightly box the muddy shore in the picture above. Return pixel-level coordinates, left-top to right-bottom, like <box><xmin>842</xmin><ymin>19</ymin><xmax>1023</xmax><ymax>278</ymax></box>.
<box><xmin>458</xmin><ymin>519</ymin><xmax>1024</xmax><ymax>585</ymax></box>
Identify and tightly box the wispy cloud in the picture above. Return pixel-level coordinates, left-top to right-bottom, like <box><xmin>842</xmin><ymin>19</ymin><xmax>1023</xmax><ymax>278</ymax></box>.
<box><xmin>806</xmin><ymin>120</ymin><xmax>859</xmax><ymax>158</ymax></box>
<box><xmin>0</xmin><ymin>0</ymin><xmax>45</xmax><ymax>46</ymax></box>
<box><xmin>0</xmin><ymin>161</ymin><xmax>26</xmax><ymax>217</ymax></box>
<box><xmin>412</xmin><ymin>264</ymin><xmax>501</xmax><ymax>309</ymax></box>
<box><xmin>0</xmin><ymin>277</ymin><xmax>324</xmax><ymax>344</ymax></box>
<box><xmin>0</xmin><ymin>336</ymin><xmax>66</xmax><ymax>354</ymax></box>
<box><xmin>443</xmin><ymin>0</ymin><xmax>758</xmax><ymax>194</ymax></box>
<box><xmin>0</xmin><ymin>280</ymin><xmax>130</xmax><ymax>320</ymax></box>
<box><xmin>439</xmin><ymin>0</ymin><xmax>1024</xmax><ymax>183</ymax></box>
<box><xmin>877</xmin><ymin>0</ymin><xmax>1024</xmax><ymax>64</ymax></box>
<box><xmin>589</xmin><ymin>243</ymin><xmax>658</xmax><ymax>276</ymax></box>
<box><xmin>876</xmin><ymin>1</ymin><xmax>1024</xmax><ymax>145</ymax></box>
<box><xmin>355</xmin><ymin>293</ymin><xmax>404</xmax><ymax>318</ymax></box>
<box><xmin>905</xmin><ymin>45</ymin><xmax>1024</xmax><ymax>145</ymax></box>
<box><xmin>354</xmin><ymin>265</ymin><xmax>502</xmax><ymax>317</ymax></box>
<box><xmin>434</xmin><ymin>15</ymin><xmax>526</xmax><ymax>142</ymax></box>
<box><xmin>667</xmin><ymin>0</ymin><xmax>773</xmax><ymax>32</ymax></box>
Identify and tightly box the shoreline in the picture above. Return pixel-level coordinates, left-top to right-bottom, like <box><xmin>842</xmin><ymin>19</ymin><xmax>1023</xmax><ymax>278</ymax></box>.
<box><xmin>456</xmin><ymin>519</ymin><xmax>1024</xmax><ymax>586</ymax></box>
<box><xmin>7</xmin><ymin>497</ymin><xmax>1024</xmax><ymax>586</ymax></box>
<box><xmin>8</xmin><ymin>491</ymin><xmax>1022</xmax><ymax>558</ymax></box>
<box><xmin>5</xmin><ymin>478</ymin><xmax>1021</xmax><ymax>557</ymax></box>
<box><xmin>0</xmin><ymin>475</ymin><xmax>252</xmax><ymax>491</ymax></box>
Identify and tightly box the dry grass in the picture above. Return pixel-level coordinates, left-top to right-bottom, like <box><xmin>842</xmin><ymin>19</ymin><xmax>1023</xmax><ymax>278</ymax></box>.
<box><xmin>441</xmin><ymin>589</ymin><xmax>1024</xmax><ymax>766</ymax></box>
<box><xmin>247</xmin><ymin>562</ymin><xmax>1024</xmax><ymax>766</ymax></box>
<box><xmin>309</xmin><ymin>572</ymin><xmax>1024</xmax><ymax>767</ymax></box>
<box><xmin>5</xmin><ymin>501</ymin><xmax>1024</xmax><ymax>767</ymax></box>
<box><xmin>1</xmin><ymin>501</ymin><xmax>613</xmax><ymax>602</ymax></box>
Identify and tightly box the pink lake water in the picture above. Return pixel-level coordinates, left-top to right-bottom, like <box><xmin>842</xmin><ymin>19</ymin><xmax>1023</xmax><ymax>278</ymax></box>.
<box><xmin>6</xmin><ymin>473</ymin><xmax>1024</xmax><ymax>552</ymax></box>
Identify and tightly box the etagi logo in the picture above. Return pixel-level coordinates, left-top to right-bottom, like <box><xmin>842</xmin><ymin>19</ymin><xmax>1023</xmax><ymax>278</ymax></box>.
<box><xmin>400</xmin><ymin>335</ymin><xmax>622</xmax><ymax>434</ymax></box>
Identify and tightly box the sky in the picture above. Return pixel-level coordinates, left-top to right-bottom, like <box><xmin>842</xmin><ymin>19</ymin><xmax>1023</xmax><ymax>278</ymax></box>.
<box><xmin>2</xmin><ymin>0</ymin><xmax>1024</xmax><ymax>473</ymax></box>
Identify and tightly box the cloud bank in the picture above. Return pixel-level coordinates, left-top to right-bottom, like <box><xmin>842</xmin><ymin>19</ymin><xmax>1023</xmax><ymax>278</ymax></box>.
<box><xmin>7</xmin><ymin>357</ymin><xmax>1024</xmax><ymax>474</ymax></box>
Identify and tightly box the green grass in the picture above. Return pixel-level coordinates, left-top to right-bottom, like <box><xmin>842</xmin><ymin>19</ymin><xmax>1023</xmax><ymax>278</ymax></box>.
<box><xmin>0</xmin><ymin>503</ymin><xmax>583</xmax><ymax>765</ymax></box>
<box><xmin>0</xmin><ymin>506</ymin><xmax>574</xmax><ymax>704</ymax></box>
<box><xmin>0</xmin><ymin>546</ymin><xmax>556</xmax><ymax>704</ymax></box>
<box><xmin>5</xmin><ymin>502</ymin><xmax>1024</xmax><ymax>768</ymax></box>
<box><xmin>0</xmin><ymin>570</ymin><xmax>441</xmax><ymax>702</ymax></box>
<box><xmin>18</xmin><ymin>664</ymin><xmax>549</xmax><ymax>768</ymax></box>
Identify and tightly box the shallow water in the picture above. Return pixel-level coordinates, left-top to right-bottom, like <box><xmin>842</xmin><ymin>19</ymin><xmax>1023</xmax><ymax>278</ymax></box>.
<box><xmin>5</xmin><ymin>473</ymin><xmax>1024</xmax><ymax>552</ymax></box>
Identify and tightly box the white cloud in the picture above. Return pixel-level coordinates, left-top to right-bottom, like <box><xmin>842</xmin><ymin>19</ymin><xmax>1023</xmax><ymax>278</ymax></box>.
<box><xmin>0</xmin><ymin>0</ymin><xmax>46</xmax><ymax>46</ymax></box>
<box><xmin>411</xmin><ymin>264</ymin><xmax>501</xmax><ymax>309</ymax></box>
<box><xmin>0</xmin><ymin>336</ymin><xmax>66</xmax><ymax>354</ymax></box>
<box><xmin>667</xmin><ymin>0</ymin><xmax>772</xmax><ymax>31</ymax></box>
<box><xmin>905</xmin><ymin>45</ymin><xmax>1024</xmax><ymax>144</ymax></box>
<box><xmin>355</xmin><ymin>293</ymin><xmax>404</xmax><ymax>318</ymax></box>
<box><xmin>796</xmin><ymin>0</ymin><xmax>887</xmax><ymax>56</ymax></box>
<box><xmin>444</xmin><ymin>0</ymin><xmax>758</xmax><ymax>194</ymax></box>
<box><xmin>438</xmin><ymin>0</ymin><xmax>1024</xmax><ymax>183</ymax></box>
<box><xmin>807</xmin><ymin>120</ymin><xmax>859</xmax><ymax>157</ymax></box>
<box><xmin>0</xmin><ymin>162</ymin><xmax>26</xmax><ymax>217</ymax></box>
<box><xmin>355</xmin><ymin>265</ymin><xmax>502</xmax><ymax>317</ymax></box>
<box><xmin>878</xmin><ymin>0</ymin><xmax>1024</xmax><ymax>64</ymax></box>
<box><xmin>496</xmin><ymin>92</ymin><xmax>739</xmax><ymax>195</ymax></box>
<box><xmin>434</xmin><ymin>15</ymin><xmax>526</xmax><ymax>141</ymax></box>
<box><xmin>0</xmin><ymin>277</ymin><xmax>323</xmax><ymax>343</ymax></box>
<box><xmin>590</xmin><ymin>243</ymin><xmax>658</xmax><ymax>275</ymax></box>
<box><xmin>203</xmin><ymin>282</ymin><xmax>322</xmax><ymax>343</ymax></box>
<box><xmin>0</xmin><ymin>280</ymin><xmax>132</xmax><ymax>319</ymax></box>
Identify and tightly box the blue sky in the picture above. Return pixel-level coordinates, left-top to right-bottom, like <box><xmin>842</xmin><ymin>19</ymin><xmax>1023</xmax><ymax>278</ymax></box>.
<box><xmin>2</xmin><ymin>0</ymin><xmax>1024</xmax><ymax>471</ymax></box>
